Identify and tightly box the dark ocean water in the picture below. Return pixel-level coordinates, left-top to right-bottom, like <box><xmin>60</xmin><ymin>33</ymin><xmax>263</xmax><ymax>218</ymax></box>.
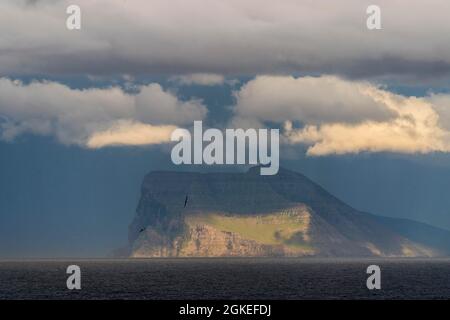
<box><xmin>0</xmin><ymin>258</ymin><xmax>449</xmax><ymax>300</ymax></box>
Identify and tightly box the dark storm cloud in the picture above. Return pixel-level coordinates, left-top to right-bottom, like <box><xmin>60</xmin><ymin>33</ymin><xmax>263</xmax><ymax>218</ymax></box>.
<box><xmin>1</xmin><ymin>0</ymin><xmax>450</xmax><ymax>81</ymax></box>
<box><xmin>339</xmin><ymin>58</ymin><xmax>450</xmax><ymax>81</ymax></box>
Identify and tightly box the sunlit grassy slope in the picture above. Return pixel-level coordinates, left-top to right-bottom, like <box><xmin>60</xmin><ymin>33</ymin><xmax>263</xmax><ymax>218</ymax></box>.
<box><xmin>186</xmin><ymin>212</ymin><xmax>311</xmax><ymax>249</ymax></box>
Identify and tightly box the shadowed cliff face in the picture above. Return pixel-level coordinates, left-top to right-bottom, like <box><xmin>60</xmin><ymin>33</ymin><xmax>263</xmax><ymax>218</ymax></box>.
<box><xmin>127</xmin><ymin>167</ymin><xmax>450</xmax><ymax>258</ymax></box>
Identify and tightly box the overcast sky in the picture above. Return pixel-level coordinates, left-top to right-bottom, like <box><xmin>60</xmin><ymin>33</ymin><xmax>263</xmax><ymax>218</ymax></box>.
<box><xmin>4</xmin><ymin>0</ymin><xmax>450</xmax><ymax>79</ymax></box>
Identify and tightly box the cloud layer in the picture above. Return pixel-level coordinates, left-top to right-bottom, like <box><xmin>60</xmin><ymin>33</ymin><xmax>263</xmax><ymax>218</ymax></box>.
<box><xmin>0</xmin><ymin>78</ymin><xmax>206</xmax><ymax>147</ymax></box>
<box><xmin>232</xmin><ymin>76</ymin><xmax>450</xmax><ymax>155</ymax></box>
<box><xmin>2</xmin><ymin>74</ymin><xmax>450</xmax><ymax>156</ymax></box>
<box><xmin>2</xmin><ymin>0</ymin><xmax>450</xmax><ymax>80</ymax></box>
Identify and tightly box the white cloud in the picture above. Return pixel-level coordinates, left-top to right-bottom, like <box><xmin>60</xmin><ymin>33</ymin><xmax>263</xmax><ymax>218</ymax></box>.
<box><xmin>135</xmin><ymin>84</ymin><xmax>206</xmax><ymax>124</ymax></box>
<box><xmin>233</xmin><ymin>75</ymin><xmax>395</xmax><ymax>125</ymax></box>
<box><xmin>0</xmin><ymin>78</ymin><xmax>206</xmax><ymax>147</ymax></box>
<box><xmin>86</xmin><ymin>120</ymin><xmax>177</xmax><ymax>148</ymax></box>
<box><xmin>2</xmin><ymin>0</ymin><xmax>450</xmax><ymax>79</ymax></box>
<box><xmin>170</xmin><ymin>74</ymin><xmax>225</xmax><ymax>86</ymax></box>
<box><xmin>232</xmin><ymin>75</ymin><xmax>450</xmax><ymax>156</ymax></box>
<box><xmin>427</xmin><ymin>94</ymin><xmax>450</xmax><ymax>131</ymax></box>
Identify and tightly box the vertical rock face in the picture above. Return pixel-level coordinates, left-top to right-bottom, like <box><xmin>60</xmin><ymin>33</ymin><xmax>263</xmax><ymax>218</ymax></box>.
<box><xmin>126</xmin><ymin>167</ymin><xmax>450</xmax><ymax>258</ymax></box>
<box><xmin>132</xmin><ymin>208</ymin><xmax>315</xmax><ymax>258</ymax></box>
<box><xmin>132</xmin><ymin>223</ymin><xmax>294</xmax><ymax>258</ymax></box>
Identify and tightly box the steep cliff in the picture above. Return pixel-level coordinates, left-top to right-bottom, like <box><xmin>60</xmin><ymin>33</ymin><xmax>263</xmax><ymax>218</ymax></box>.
<box><xmin>127</xmin><ymin>167</ymin><xmax>450</xmax><ymax>258</ymax></box>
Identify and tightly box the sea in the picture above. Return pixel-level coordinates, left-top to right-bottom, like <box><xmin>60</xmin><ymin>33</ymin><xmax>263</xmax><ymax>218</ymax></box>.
<box><xmin>0</xmin><ymin>258</ymin><xmax>449</xmax><ymax>300</ymax></box>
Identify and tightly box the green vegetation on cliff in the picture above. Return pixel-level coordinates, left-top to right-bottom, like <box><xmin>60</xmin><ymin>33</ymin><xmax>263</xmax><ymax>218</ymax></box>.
<box><xmin>186</xmin><ymin>211</ymin><xmax>312</xmax><ymax>250</ymax></box>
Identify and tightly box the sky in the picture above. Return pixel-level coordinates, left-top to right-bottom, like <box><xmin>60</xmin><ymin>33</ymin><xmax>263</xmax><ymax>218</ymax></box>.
<box><xmin>1</xmin><ymin>0</ymin><xmax>450</xmax><ymax>257</ymax></box>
